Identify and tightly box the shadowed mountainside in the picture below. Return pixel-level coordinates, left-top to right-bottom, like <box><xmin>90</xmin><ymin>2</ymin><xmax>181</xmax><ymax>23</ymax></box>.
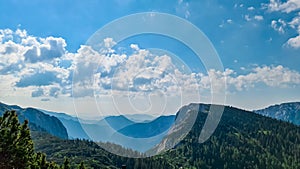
<box><xmin>0</xmin><ymin>102</ymin><xmax>68</xmax><ymax>139</ymax></box>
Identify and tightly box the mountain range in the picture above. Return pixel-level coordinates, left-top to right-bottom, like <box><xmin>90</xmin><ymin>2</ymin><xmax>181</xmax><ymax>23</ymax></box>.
<box><xmin>0</xmin><ymin>101</ymin><xmax>173</xmax><ymax>151</ymax></box>
<box><xmin>255</xmin><ymin>102</ymin><xmax>300</xmax><ymax>125</ymax></box>
<box><xmin>30</xmin><ymin>102</ymin><xmax>300</xmax><ymax>168</ymax></box>
<box><xmin>117</xmin><ymin>115</ymin><xmax>175</xmax><ymax>138</ymax></box>
<box><xmin>1</xmin><ymin>101</ymin><xmax>299</xmax><ymax>153</ymax></box>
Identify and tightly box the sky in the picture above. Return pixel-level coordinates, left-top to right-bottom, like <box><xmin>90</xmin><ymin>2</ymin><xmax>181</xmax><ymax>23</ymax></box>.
<box><xmin>0</xmin><ymin>0</ymin><xmax>300</xmax><ymax>118</ymax></box>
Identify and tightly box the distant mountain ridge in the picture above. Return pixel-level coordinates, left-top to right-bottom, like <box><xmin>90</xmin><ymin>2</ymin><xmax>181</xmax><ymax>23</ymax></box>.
<box><xmin>123</xmin><ymin>114</ymin><xmax>155</xmax><ymax>122</ymax></box>
<box><xmin>39</xmin><ymin>111</ymin><xmax>137</xmax><ymax>140</ymax></box>
<box><xmin>103</xmin><ymin>115</ymin><xmax>135</xmax><ymax>131</ymax></box>
<box><xmin>40</xmin><ymin>109</ymin><xmax>90</xmax><ymax>140</ymax></box>
<box><xmin>117</xmin><ymin>115</ymin><xmax>175</xmax><ymax>138</ymax></box>
<box><xmin>0</xmin><ymin>102</ymin><xmax>68</xmax><ymax>139</ymax></box>
<box><xmin>38</xmin><ymin>110</ymin><xmax>175</xmax><ymax>152</ymax></box>
<box><xmin>254</xmin><ymin>102</ymin><xmax>300</xmax><ymax>125</ymax></box>
<box><xmin>40</xmin><ymin>109</ymin><xmax>174</xmax><ymax>152</ymax></box>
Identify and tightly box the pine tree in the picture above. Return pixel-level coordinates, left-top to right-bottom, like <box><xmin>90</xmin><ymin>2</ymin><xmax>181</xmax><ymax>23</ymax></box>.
<box><xmin>62</xmin><ymin>158</ymin><xmax>71</xmax><ymax>169</ymax></box>
<box><xmin>78</xmin><ymin>162</ymin><xmax>86</xmax><ymax>169</ymax></box>
<box><xmin>0</xmin><ymin>110</ymin><xmax>87</xmax><ymax>169</ymax></box>
<box><xmin>0</xmin><ymin>110</ymin><xmax>35</xmax><ymax>169</ymax></box>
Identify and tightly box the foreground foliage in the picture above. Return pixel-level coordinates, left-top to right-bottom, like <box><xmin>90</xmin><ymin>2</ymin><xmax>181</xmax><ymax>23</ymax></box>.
<box><xmin>0</xmin><ymin>110</ymin><xmax>86</xmax><ymax>169</ymax></box>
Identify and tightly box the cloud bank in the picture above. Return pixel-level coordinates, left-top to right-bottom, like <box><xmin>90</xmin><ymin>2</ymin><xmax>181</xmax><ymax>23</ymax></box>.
<box><xmin>1</xmin><ymin>29</ymin><xmax>300</xmax><ymax>102</ymax></box>
<box><xmin>267</xmin><ymin>0</ymin><xmax>300</xmax><ymax>13</ymax></box>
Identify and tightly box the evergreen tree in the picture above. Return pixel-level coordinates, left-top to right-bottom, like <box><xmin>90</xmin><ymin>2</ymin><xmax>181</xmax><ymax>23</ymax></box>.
<box><xmin>0</xmin><ymin>110</ymin><xmax>35</xmax><ymax>169</ymax></box>
<box><xmin>0</xmin><ymin>110</ymin><xmax>88</xmax><ymax>169</ymax></box>
<box><xmin>62</xmin><ymin>158</ymin><xmax>71</xmax><ymax>169</ymax></box>
<box><xmin>78</xmin><ymin>162</ymin><xmax>86</xmax><ymax>169</ymax></box>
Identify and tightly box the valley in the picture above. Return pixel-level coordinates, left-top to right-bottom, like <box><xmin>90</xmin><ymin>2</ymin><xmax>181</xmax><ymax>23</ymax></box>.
<box><xmin>1</xmin><ymin>101</ymin><xmax>299</xmax><ymax>168</ymax></box>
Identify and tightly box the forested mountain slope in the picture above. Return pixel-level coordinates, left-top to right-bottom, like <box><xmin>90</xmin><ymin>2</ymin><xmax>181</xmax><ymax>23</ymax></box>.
<box><xmin>32</xmin><ymin>104</ymin><xmax>300</xmax><ymax>169</ymax></box>
<box><xmin>255</xmin><ymin>102</ymin><xmax>300</xmax><ymax>125</ymax></box>
<box><xmin>0</xmin><ymin>102</ymin><xmax>68</xmax><ymax>139</ymax></box>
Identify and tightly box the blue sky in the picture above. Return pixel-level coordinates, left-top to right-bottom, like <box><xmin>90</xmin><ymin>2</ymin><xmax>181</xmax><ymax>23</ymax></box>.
<box><xmin>0</xmin><ymin>0</ymin><xmax>300</xmax><ymax>117</ymax></box>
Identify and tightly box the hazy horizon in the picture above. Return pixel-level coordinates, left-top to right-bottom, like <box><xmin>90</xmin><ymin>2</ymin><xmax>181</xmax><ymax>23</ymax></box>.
<box><xmin>1</xmin><ymin>99</ymin><xmax>299</xmax><ymax>120</ymax></box>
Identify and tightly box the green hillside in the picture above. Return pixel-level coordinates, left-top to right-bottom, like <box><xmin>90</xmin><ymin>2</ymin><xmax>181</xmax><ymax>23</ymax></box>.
<box><xmin>31</xmin><ymin>104</ymin><xmax>300</xmax><ymax>169</ymax></box>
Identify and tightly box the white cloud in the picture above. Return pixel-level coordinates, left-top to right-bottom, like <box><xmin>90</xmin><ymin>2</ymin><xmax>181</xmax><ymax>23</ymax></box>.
<box><xmin>267</xmin><ymin>0</ymin><xmax>300</xmax><ymax>13</ymax></box>
<box><xmin>103</xmin><ymin>37</ymin><xmax>116</xmax><ymax>49</ymax></box>
<box><xmin>244</xmin><ymin>15</ymin><xmax>264</xmax><ymax>22</ymax></box>
<box><xmin>234</xmin><ymin>3</ymin><xmax>244</xmax><ymax>8</ymax></box>
<box><xmin>286</xmin><ymin>33</ymin><xmax>300</xmax><ymax>48</ymax></box>
<box><xmin>130</xmin><ymin>44</ymin><xmax>139</xmax><ymax>50</ymax></box>
<box><xmin>289</xmin><ymin>13</ymin><xmax>300</xmax><ymax>28</ymax></box>
<box><xmin>0</xmin><ymin>29</ymin><xmax>71</xmax><ymax>99</ymax></box>
<box><xmin>176</xmin><ymin>0</ymin><xmax>191</xmax><ymax>19</ymax></box>
<box><xmin>254</xmin><ymin>15</ymin><xmax>264</xmax><ymax>21</ymax></box>
<box><xmin>271</xmin><ymin>19</ymin><xmax>287</xmax><ymax>33</ymax></box>
<box><xmin>286</xmin><ymin>13</ymin><xmax>300</xmax><ymax>48</ymax></box>
<box><xmin>1</xmin><ymin>29</ymin><xmax>300</xmax><ymax>105</ymax></box>
<box><xmin>265</xmin><ymin>2</ymin><xmax>300</xmax><ymax>48</ymax></box>
<box><xmin>0</xmin><ymin>29</ymin><xmax>13</xmax><ymax>43</ymax></box>
<box><xmin>72</xmin><ymin>43</ymin><xmax>127</xmax><ymax>97</ymax></box>
<box><xmin>219</xmin><ymin>19</ymin><xmax>233</xmax><ymax>28</ymax></box>
<box><xmin>24</xmin><ymin>36</ymin><xmax>66</xmax><ymax>63</ymax></box>
<box><xmin>248</xmin><ymin>6</ymin><xmax>255</xmax><ymax>11</ymax></box>
<box><xmin>227</xmin><ymin>19</ymin><xmax>233</xmax><ymax>24</ymax></box>
<box><xmin>245</xmin><ymin>15</ymin><xmax>251</xmax><ymax>21</ymax></box>
<box><xmin>105</xmin><ymin>49</ymin><xmax>177</xmax><ymax>93</ymax></box>
<box><xmin>225</xmin><ymin>65</ymin><xmax>300</xmax><ymax>90</ymax></box>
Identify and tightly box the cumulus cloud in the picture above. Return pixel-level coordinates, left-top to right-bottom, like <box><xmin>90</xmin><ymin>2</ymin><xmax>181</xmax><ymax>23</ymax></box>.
<box><xmin>227</xmin><ymin>19</ymin><xmax>233</xmax><ymax>24</ymax></box>
<box><xmin>24</xmin><ymin>37</ymin><xmax>66</xmax><ymax>63</ymax></box>
<box><xmin>285</xmin><ymin>13</ymin><xmax>300</xmax><ymax>48</ymax></box>
<box><xmin>0</xmin><ymin>29</ymin><xmax>72</xmax><ymax>99</ymax></box>
<box><xmin>49</xmin><ymin>87</ymin><xmax>60</xmax><ymax>98</ymax></box>
<box><xmin>110</xmin><ymin>51</ymin><xmax>177</xmax><ymax>93</ymax></box>
<box><xmin>244</xmin><ymin>14</ymin><xmax>264</xmax><ymax>22</ymax></box>
<box><xmin>267</xmin><ymin>0</ymin><xmax>300</xmax><ymax>13</ymax></box>
<box><xmin>264</xmin><ymin>2</ymin><xmax>300</xmax><ymax>48</ymax></box>
<box><xmin>130</xmin><ymin>44</ymin><xmax>139</xmax><ymax>50</ymax></box>
<box><xmin>31</xmin><ymin>88</ymin><xmax>44</xmax><ymax>97</ymax></box>
<box><xmin>289</xmin><ymin>13</ymin><xmax>300</xmax><ymax>28</ymax></box>
<box><xmin>244</xmin><ymin>15</ymin><xmax>264</xmax><ymax>22</ymax></box>
<box><xmin>244</xmin><ymin>15</ymin><xmax>251</xmax><ymax>21</ymax></box>
<box><xmin>72</xmin><ymin>42</ymin><xmax>127</xmax><ymax>97</ymax></box>
<box><xmin>1</xmin><ymin>28</ymin><xmax>300</xmax><ymax>102</ymax></box>
<box><xmin>286</xmin><ymin>33</ymin><xmax>300</xmax><ymax>48</ymax></box>
<box><xmin>16</xmin><ymin>71</ymin><xmax>60</xmax><ymax>87</ymax></box>
<box><xmin>254</xmin><ymin>15</ymin><xmax>264</xmax><ymax>21</ymax></box>
<box><xmin>271</xmin><ymin>19</ymin><xmax>287</xmax><ymax>33</ymax></box>
<box><xmin>0</xmin><ymin>29</ymin><xmax>13</xmax><ymax>43</ymax></box>
<box><xmin>225</xmin><ymin>65</ymin><xmax>300</xmax><ymax>90</ymax></box>
<box><xmin>176</xmin><ymin>65</ymin><xmax>300</xmax><ymax>92</ymax></box>
<box><xmin>248</xmin><ymin>6</ymin><xmax>255</xmax><ymax>11</ymax></box>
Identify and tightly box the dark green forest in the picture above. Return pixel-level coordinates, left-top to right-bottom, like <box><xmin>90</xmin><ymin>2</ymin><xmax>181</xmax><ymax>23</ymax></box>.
<box><xmin>1</xmin><ymin>105</ymin><xmax>300</xmax><ymax>169</ymax></box>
